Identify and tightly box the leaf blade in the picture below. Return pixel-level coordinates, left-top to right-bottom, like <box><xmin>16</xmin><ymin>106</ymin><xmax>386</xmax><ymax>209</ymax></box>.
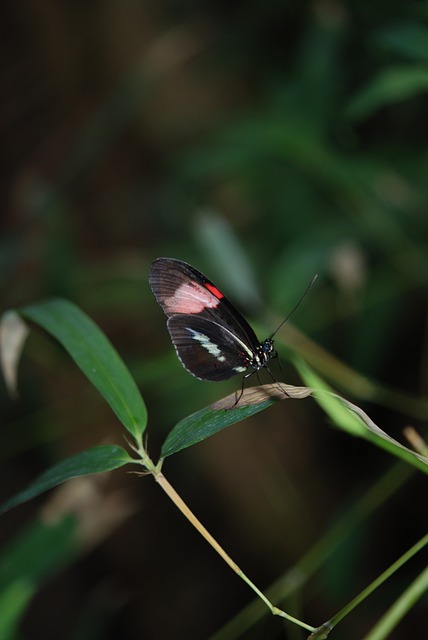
<box><xmin>0</xmin><ymin>445</ymin><xmax>132</xmax><ymax>514</ymax></box>
<box><xmin>295</xmin><ymin>358</ymin><xmax>428</xmax><ymax>474</ymax></box>
<box><xmin>20</xmin><ymin>299</ymin><xmax>147</xmax><ymax>440</ymax></box>
<box><xmin>161</xmin><ymin>383</ymin><xmax>311</xmax><ymax>457</ymax></box>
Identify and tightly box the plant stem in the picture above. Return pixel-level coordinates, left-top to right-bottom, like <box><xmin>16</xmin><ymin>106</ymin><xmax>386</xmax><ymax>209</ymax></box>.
<box><xmin>362</xmin><ymin>564</ymin><xmax>428</xmax><ymax>640</ymax></box>
<box><xmin>311</xmin><ymin>531</ymin><xmax>428</xmax><ymax>637</ymax></box>
<box><xmin>154</xmin><ymin>470</ymin><xmax>316</xmax><ymax>634</ymax></box>
<box><xmin>208</xmin><ymin>460</ymin><xmax>414</xmax><ymax>640</ymax></box>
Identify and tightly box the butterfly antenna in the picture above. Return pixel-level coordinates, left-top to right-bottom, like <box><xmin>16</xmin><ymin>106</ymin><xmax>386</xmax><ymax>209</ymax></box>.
<box><xmin>270</xmin><ymin>274</ymin><xmax>318</xmax><ymax>339</ymax></box>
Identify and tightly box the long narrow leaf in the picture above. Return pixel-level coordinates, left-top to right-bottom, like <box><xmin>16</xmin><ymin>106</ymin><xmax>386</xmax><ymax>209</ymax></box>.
<box><xmin>20</xmin><ymin>299</ymin><xmax>148</xmax><ymax>440</ymax></box>
<box><xmin>161</xmin><ymin>383</ymin><xmax>311</xmax><ymax>457</ymax></box>
<box><xmin>0</xmin><ymin>445</ymin><xmax>132</xmax><ymax>514</ymax></box>
<box><xmin>0</xmin><ymin>516</ymin><xmax>78</xmax><ymax>637</ymax></box>
<box><xmin>295</xmin><ymin>358</ymin><xmax>428</xmax><ymax>474</ymax></box>
<box><xmin>0</xmin><ymin>580</ymin><xmax>35</xmax><ymax>640</ymax></box>
<box><xmin>363</xmin><ymin>563</ymin><xmax>428</xmax><ymax>640</ymax></box>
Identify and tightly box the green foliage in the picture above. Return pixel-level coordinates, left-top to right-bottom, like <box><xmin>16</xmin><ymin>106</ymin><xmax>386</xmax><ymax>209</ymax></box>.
<box><xmin>2</xmin><ymin>1</ymin><xmax>428</xmax><ymax>638</ymax></box>
<box><xmin>21</xmin><ymin>300</ymin><xmax>148</xmax><ymax>441</ymax></box>
<box><xmin>0</xmin><ymin>517</ymin><xmax>76</xmax><ymax>591</ymax></box>
<box><xmin>0</xmin><ymin>517</ymin><xmax>77</xmax><ymax>639</ymax></box>
<box><xmin>1</xmin><ymin>296</ymin><xmax>427</xmax><ymax>639</ymax></box>
<box><xmin>347</xmin><ymin>66</ymin><xmax>428</xmax><ymax>121</ymax></box>
<box><xmin>161</xmin><ymin>384</ymin><xmax>311</xmax><ymax>457</ymax></box>
<box><xmin>0</xmin><ymin>445</ymin><xmax>131</xmax><ymax>515</ymax></box>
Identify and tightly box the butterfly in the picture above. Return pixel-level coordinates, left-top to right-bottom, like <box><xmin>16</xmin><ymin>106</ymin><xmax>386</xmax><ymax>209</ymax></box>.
<box><xmin>148</xmin><ymin>257</ymin><xmax>279</xmax><ymax>385</ymax></box>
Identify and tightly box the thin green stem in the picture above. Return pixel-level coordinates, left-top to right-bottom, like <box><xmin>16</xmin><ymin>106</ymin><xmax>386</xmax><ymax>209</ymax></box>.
<box><xmin>317</xmin><ymin>532</ymin><xmax>428</xmax><ymax>634</ymax></box>
<box><xmin>363</xmin><ymin>564</ymin><xmax>428</xmax><ymax>640</ymax></box>
<box><xmin>208</xmin><ymin>460</ymin><xmax>414</xmax><ymax>640</ymax></box>
<box><xmin>153</xmin><ymin>470</ymin><xmax>315</xmax><ymax>634</ymax></box>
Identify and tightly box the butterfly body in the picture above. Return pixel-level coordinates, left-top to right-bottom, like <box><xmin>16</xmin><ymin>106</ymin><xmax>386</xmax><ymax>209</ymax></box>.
<box><xmin>148</xmin><ymin>257</ymin><xmax>277</xmax><ymax>382</ymax></box>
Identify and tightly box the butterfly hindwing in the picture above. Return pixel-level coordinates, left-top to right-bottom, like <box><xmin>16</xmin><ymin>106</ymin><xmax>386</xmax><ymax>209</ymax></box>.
<box><xmin>167</xmin><ymin>315</ymin><xmax>250</xmax><ymax>381</ymax></box>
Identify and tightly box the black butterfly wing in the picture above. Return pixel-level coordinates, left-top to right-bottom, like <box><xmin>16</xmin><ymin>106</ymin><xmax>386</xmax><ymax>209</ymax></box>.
<box><xmin>167</xmin><ymin>315</ymin><xmax>251</xmax><ymax>381</ymax></box>
<box><xmin>148</xmin><ymin>257</ymin><xmax>260</xmax><ymax>353</ymax></box>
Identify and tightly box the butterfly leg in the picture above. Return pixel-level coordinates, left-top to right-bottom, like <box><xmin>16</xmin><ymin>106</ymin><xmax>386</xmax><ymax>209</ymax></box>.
<box><xmin>230</xmin><ymin>375</ymin><xmax>246</xmax><ymax>408</ymax></box>
<box><xmin>226</xmin><ymin>368</ymin><xmax>259</xmax><ymax>409</ymax></box>
<box><xmin>265</xmin><ymin>365</ymin><xmax>290</xmax><ymax>398</ymax></box>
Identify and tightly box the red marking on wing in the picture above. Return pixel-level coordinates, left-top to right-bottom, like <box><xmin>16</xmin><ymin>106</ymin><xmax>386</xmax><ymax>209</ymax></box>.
<box><xmin>204</xmin><ymin>283</ymin><xmax>224</xmax><ymax>299</ymax></box>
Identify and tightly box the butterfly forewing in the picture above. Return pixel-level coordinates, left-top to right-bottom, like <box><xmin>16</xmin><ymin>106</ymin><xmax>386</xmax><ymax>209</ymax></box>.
<box><xmin>148</xmin><ymin>257</ymin><xmax>272</xmax><ymax>382</ymax></box>
<box><xmin>149</xmin><ymin>258</ymin><xmax>261</xmax><ymax>353</ymax></box>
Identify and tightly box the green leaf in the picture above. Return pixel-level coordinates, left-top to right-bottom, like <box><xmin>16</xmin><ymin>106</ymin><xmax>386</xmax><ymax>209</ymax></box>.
<box><xmin>0</xmin><ymin>516</ymin><xmax>78</xmax><ymax>637</ymax></box>
<box><xmin>295</xmin><ymin>359</ymin><xmax>428</xmax><ymax>475</ymax></box>
<box><xmin>0</xmin><ymin>517</ymin><xmax>76</xmax><ymax>591</ymax></box>
<box><xmin>0</xmin><ymin>580</ymin><xmax>35</xmax><ymax>640</ymax></box>
<box><xmin>346</xmin><ymin>65</ymin><xmax>428</xmax><ymax>121</ymax></box>
<box><xmin>161</xmin><ymin>383</ymin><xmax>311</xmax><ymax>458</ymax></box>
<box><xmin>376</xmin><ymin>24</ymin><xmax>428</xmax><ymax>63</ymax></box>
<box><xmin>20</xmin><ymin>299</ymin><xmax>148</xmax><ymax>440</ymax></box>
<box><xmin>0</xmin><ymin>445</ymin><xmax>132</xmax><ymax>514</ymax></box>
<box><xmin>363</xmin><ymin>562</ymin><xmax>428</xmax><ymax>640</ymax></box>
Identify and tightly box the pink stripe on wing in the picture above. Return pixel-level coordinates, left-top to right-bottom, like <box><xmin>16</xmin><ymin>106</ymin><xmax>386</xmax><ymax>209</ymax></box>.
<box><xmin>163</xmin><ymin>281</ymin><xmax>221</xmax><ymax>314</ymax></box>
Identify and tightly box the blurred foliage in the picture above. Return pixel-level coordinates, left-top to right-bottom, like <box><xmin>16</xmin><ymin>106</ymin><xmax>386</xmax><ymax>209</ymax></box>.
<box><xmin>1</xmin><ymin>1</ymin><xmax>428</xmax><ymax>639</ymax></box>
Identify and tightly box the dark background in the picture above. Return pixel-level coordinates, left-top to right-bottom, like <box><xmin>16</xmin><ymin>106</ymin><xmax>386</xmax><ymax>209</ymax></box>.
<box><xmin>1</xmin><ymin>1</ymin><xmax>427</xmax><ymax>639</ymax></box>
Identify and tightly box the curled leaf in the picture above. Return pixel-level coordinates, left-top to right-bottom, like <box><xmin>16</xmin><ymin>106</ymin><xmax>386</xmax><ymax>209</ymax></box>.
<box><xmin>338</xmin><ymin>396</ymin><xmax>428</xmax><ymax>468</ymax></box>
<box><xmin>0</xmin><ymin>311</ymin><xmax>29</xmax><ymax>398</ymax></box>
<box><xmin>296</xmin><ymin>357</ymin><xmax>428</xmax><ymax>474</ymax></box>
<box><xmin>212</xmin><ymin>383</ymin><xmax>311</xmax><ymax>409</ymax></box>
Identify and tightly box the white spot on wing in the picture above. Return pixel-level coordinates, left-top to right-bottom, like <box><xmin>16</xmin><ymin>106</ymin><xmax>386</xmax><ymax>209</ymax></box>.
<box><xmin>188</xmin><ymin>329</ymin><xmax>226</xmax><ymax>361</ymax></box>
